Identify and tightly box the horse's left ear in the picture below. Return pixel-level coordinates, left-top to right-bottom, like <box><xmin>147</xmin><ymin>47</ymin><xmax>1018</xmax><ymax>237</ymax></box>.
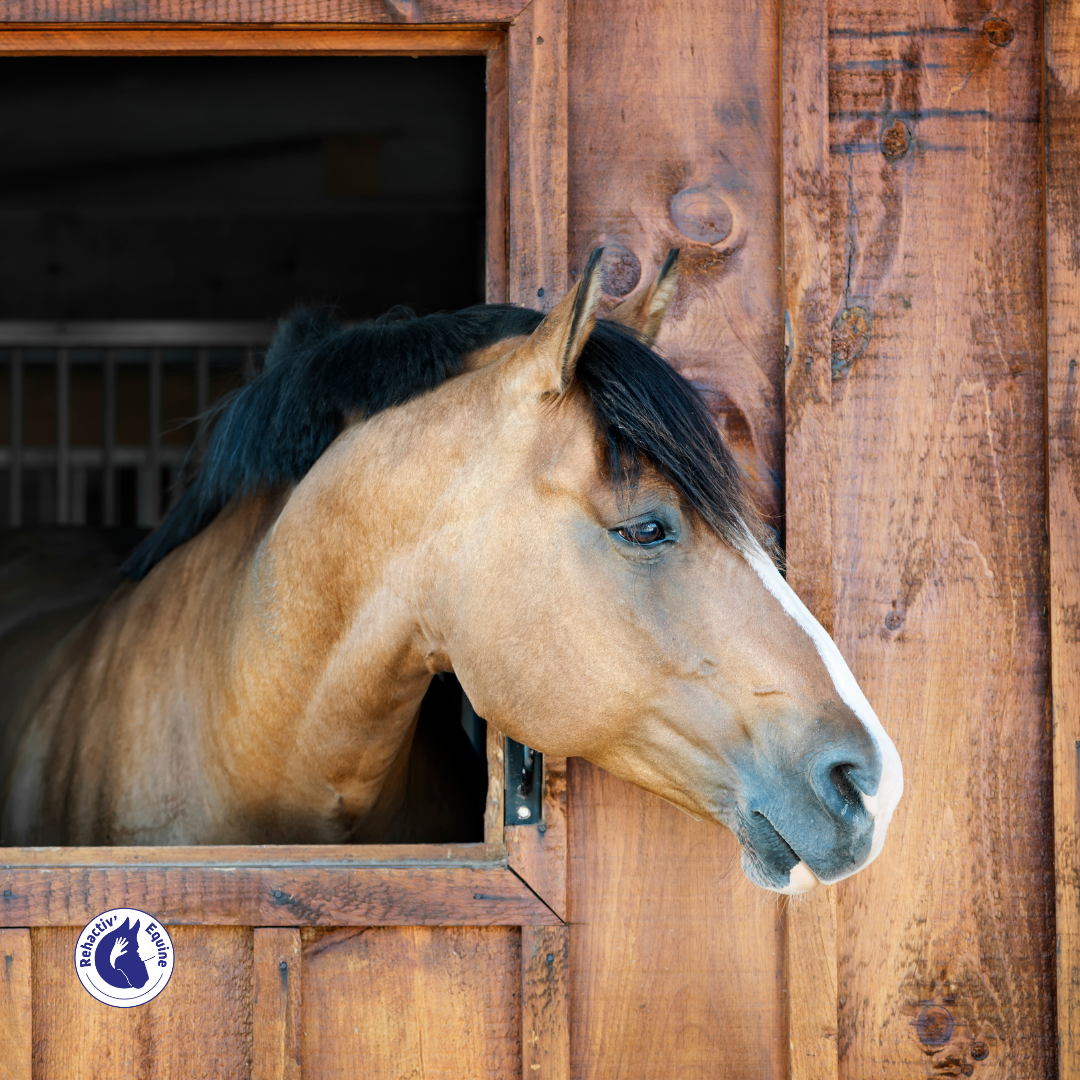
<box><xmin>518</xmin><ymin>247</ymin><xmax>604</xmax><ymax>394</ymax></box>
<box><xmin>608</xmin><ymin>248</ymin><xmax>680</xmax><ymax>345</ymax></box>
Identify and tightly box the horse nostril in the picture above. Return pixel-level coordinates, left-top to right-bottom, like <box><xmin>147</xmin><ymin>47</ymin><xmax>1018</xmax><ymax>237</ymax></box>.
<box><xmin>830</xmin><ymin>763</ymin><xmax>864</xmax><ymax>809</ymax></box>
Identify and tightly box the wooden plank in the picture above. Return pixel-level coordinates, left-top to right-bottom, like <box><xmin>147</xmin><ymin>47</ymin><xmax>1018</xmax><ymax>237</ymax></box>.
<box><xmin>828</xmin><ymin>5</ymin><xmax>1053</xmax><ymax>1076</ymax></box>
<box><xmin>780</xmin><ymin>0</ymin><xmax>839</xmax><ymax>1077</ymax></box>
<box><xmin>1047</xmin><ymin>0</ymin><xmax>1080</xmax><ymax>1071</ymax></box>
<box><xmin>565</xmin><ymin>0</ymin><xmax>786</xmax><ymax>1076</ymax></box>
<box><xmin>486</xmin><ymin>724</ymin><xmax>507</xmax><ymax>845</ymax></box>
<box><xmin>0</xmin><ymin>929</ymin><xmax>31</xmax><ymax>1080</ymax></box>
<box><xmin>568</xmin><ymin>760</ymin><xmax>786</xmax><ymax>1080</ymax></box>
<box><xmin>0</xmin><ymin>0</ymin><xmax>528</xmax><ymax>22</ymax></box>
<box><xmin>32</xmin><ymin>926</ymin><xmax>252</xmax><ymax>1079</ymax></box>
<box><xmin>507</xmin><ymin>0</ymin><xmax>567</xmax><ymax>310</ymax></box>
<box><xmin>0</xmin><ymin>26</ymin><xmax>503</xmax><ymax>55</ymax></box>
<box><xmin>506</xmin><ymin>755</ymin><xmax>567</xmax><ymax>921</ymax></box>
<box><xmin>486</xmin><ymin>31</ymin><xmax>510</xmax><ymax>304</ymax></box>
<box><xmin>301</xmin><ymin>925</ymin><xmax>521</xmax><ymax>1079</ymax></box>
<box><xmin>252</xmin><ymin>928</ymin><xmax>301</xmax><ymax>1080</ymax></box>
<box><xmin>566</xmin><ymin>0</ymin><xmax>785</xmax><ymax>525</ymax></box>
<box><xmin>0</xmin><ymin>842</ymin><xmax>503</xmax><ymax>866</ymax></box>
<box><xmin>0</xmin><ymin>864</ymin><xmax>558</xmax><ymax>927</ymax></box>
<box><xmin>521</xmin><ymin>925</ymin><xmax>568</xmax><ymax>1080</ymax></box>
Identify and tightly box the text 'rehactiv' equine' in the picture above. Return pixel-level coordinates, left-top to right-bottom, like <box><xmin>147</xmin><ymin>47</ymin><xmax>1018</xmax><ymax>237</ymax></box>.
<box><xmin>1</xmin><ymin>249</ymin><xmax>902</xmax><ymax>894</ymax></box>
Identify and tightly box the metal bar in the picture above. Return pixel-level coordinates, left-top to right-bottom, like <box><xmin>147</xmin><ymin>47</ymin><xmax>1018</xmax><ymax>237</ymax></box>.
<box><xmin>0</xmin><ymin>321</ymin><xmax>274</xmax><ymax>347</ymax></box>
<box><xmin>103</xmin><ymin>349</ymin><xmax>115</xmax><ymax>527</ymax></box>
<box><xmin>149</xmin><ymin>347</ymin><xmax>162</xmax><ymax>525</ymax></box>
<box><xmin>56</xmin><ymin>347</ymin><xmax>69</xmax><ymax>524</ymax></box>
<box><xmin>10</xmin><ymin>350</ymin><xmax>21</xmax><ymax>528</ymax></box>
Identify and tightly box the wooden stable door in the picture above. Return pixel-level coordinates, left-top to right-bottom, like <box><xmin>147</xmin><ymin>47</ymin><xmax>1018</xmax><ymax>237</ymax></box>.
<box><xmin>1</xmin><ymin>2</ymin><xmax>1076</xmax><ymax>1078</ymax></box>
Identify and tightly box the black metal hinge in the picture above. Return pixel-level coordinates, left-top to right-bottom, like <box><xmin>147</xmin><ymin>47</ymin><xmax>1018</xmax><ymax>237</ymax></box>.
<box><xmin>505</xmin><ymin>738</ymin><xmax>543</xmax><ymax>826</ymax></box>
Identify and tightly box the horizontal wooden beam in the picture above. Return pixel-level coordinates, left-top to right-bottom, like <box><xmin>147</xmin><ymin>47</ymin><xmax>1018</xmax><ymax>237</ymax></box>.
<box><xmin>0</xmin><ymin>845</ymin><xmax>559</xmax><ymax>926</ymax></box>
<box><xmin>0</xmin><ymin>25</ymin><xmax>504</xmax><ymax>54</ymax></box>
<box><xmin>0</xmin><ymin>0</ymin><xmax>528</xmax><ymax>23</ymax></box>
<box><xmin>0</xmin><ymin>863</ymin><xmax>558</xmax><ymax>927</ymax></box>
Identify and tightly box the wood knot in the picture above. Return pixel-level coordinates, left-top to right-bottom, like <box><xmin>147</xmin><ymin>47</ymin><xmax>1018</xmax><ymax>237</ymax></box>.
<box><xmin>881</xmin><ymin>120</ymin><xmax>912</xmax><ymax>162</ymax></box>
<box><xmin>830</xmin><ymin>306</ymin><xmax>873</xmax><ymax>379</ymax></box>
<box><xmin>600</xmin><ymin>243</ymin><xmax>641</xmax><ymax>298</ymax></box>
<box><xmin>983</xmin><ymin>17</ymin><xmax>1014</xmax><ymax>46</ymax></box>
<box><xmin>916</xmin><ymin>1005</ymin><xmax>954</xmax><ymax>1047</ymax></box>
<box><xmin>671</xmin><ymin>187</ymin><xmax>733</xmax><ymax>245</ymax></box>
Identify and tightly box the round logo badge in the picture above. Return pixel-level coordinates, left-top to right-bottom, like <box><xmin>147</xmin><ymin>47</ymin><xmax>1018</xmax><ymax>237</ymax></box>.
<box><xmin>74</xmin><ymin>908</ymin><xmax>175</xmax><ymax>1008</ymax></box>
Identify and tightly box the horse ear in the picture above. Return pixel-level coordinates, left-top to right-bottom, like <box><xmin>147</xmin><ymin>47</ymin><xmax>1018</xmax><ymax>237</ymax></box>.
<box><xmin>520</xmin><ymin>246</ymin><xmax>604</xmax><ymax>394</ymax></box>
<box><xmin>608</xmin><ymin>248</ymin><xmax>680</xmax><ymax>345</ymax></box>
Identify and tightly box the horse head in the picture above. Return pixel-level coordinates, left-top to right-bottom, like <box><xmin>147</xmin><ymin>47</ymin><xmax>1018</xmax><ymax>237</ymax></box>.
<box><xmin>433</xmin><ymin>249</ymin><xmax>902</xmax><ymax>893</ymax></box>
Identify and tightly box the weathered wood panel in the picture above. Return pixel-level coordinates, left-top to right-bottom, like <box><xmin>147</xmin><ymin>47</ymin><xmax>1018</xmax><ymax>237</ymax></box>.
<box><xmin>0</xmin><ymin>0</ymin><xmax>526</xmax><ymax>21</ymax></box>
<box><xmin>521</xmin><ymin>925</ymin><xmax>569</xmax><ymax>1080</ymax></box>
<box><xmin>780</xmin><ymin>0</ymin><xmax>840</xmax><ymax>1077</ymax></box>
<box><xmin>252</xmin><ymin>928</ymin><xmax>301</xmax><ymax>1080</ymax></box>
<box><xmin>0</xmin><ymin>929</ymin><xmax>31</xmax><ymax>1080</ymax></box>
<box><xmin>300</xmin><ymin>925</ymin><xmax>521</xmax><ymax>1079</ymax></box>
<box><xmin>0</xmin><ymin>849</ymin><xmax>557</xmax><ymax>926</ymax></box>
<box><xmin>567</xmin><ymin>760</ymin><xmax>786</xmax><ymax>1080</ymax></box>
<box><xmin>487</xmin><ymin>33</ymin><xmax>510</xmax><ymax>304</ymax></box>
<box><xmin>32</xmin><ymin>926</ymin><xmax>252</xmax><ymax>1079</ymax></box>
<box><xmin>565</xmin><ymin>0</ymin><xmax>786</xmax><ymax>1075</ymax></box>
<box><xmin>507</xmin><ymin>755</ymin><xmax>567</xmax><ymax>921</ymax></box>
<box><xmin>0</xmin><ymin>26</ymin><xmax>501</xmax><ymax>54</ymax></box>
<box><xmin>1047</xmin><ymin>0</ymin><xmax>1080</xmax><ymax>1071</ymax></box>
<box><xmin>508</xmin><ymin>0</ymin><xmax>567</xmax><ymax>310</ymax></box>
<box><xmin>827</xmin><ymin>5</ymin><xmax>1053</xmax><ymax>1077</ymax></box>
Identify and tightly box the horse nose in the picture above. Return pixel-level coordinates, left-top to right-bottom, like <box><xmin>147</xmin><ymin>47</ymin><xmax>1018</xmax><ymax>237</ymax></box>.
<box><xmin>808</xmin><ymin>739</ymin><xmax>883</xmax><ymax>826</ymax></box>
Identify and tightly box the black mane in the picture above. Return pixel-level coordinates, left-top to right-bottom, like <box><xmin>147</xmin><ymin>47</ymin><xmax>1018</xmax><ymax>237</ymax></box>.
<box><xmin>122</xmin><ymin>304</ymin><xmax>764</xmax><ymax>580</ymax></box>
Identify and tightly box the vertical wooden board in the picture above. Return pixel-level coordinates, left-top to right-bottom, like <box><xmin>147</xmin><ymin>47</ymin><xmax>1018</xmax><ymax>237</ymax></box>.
<box><xmin>32</xmin><ymin>926</ymin><xmax>252</xmax><ymax>1079</ymax></box>
<box><xmin>521</xmin><ymin>925</ymin><xmax>569</xmax><ymax>1080</ymax></box>
<box><xmin>1046</xmin><ymin>0</ymin><xmax>1080</xmax><ymax>1070</ymax></box>
<box><xmin>565</xmin><ymin>1</ymin><xmax>786</xmax><ymax>1075</ymax></box>
<box><xmin>507</xmin><ymin>754</ymin><xmax>568</xmax><ymax>920</ymax></box>
<box><xmin>0</xmin><ymin>929</ymin><xmax>31</xmax><ymax>1080</ymax></box>
<box><xmin>567</xmin><ymin>0</ymin><xmax>784</xmax><ymax>524</ymax></box>
<box><xmin>827</xmin><ymin>4</ymin><xmax>1053</xmax><ymax>1077</ymax></box>
<box><xmin>253</xmin><ymin>928</ymin><xmax>301</xmax><ymax>1080</ymax></box>
<box><xmin>486</xmin><ymin>34</ymin><xmax>510</xmax><ymax>304</ymax></box>
<box><xmin>300</xmin><ymin>925</ymin><xmax>521</xmax><ymax>1079</ymax></box>
<box><xmin>568</xmin><ymin>759</ymin><xmax>786</xmax><ymax>1080</ymax></box>
<box><xmin>508</xmin><ymin>0</ymin><xmax>568</xmax><ymax>310</ymax></box>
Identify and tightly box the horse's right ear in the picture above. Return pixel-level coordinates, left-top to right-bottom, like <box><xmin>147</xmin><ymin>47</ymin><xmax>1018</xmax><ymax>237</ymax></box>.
<box><xmin>516</xmin><ymin>247</ymin><xmax>604</xmax><ymax>395</ymax></box>
<box><xmin>608</xmin><ymin>248</ymin><xmax>680</xmax><ymax>345</ymax></box>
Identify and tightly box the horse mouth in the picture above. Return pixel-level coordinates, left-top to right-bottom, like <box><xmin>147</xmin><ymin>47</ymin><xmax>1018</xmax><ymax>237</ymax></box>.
<box><xmin>739</xmin><ymin>810</ymin><xmax>813</xmax><ymax>893</ymax></box>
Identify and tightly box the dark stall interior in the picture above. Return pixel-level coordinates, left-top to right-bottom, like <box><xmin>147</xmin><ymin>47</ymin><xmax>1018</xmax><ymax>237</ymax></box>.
<box><xmin>0</xmin><ymin>56</ymin><xmax>489</xmax><ymax>843</ymax></box>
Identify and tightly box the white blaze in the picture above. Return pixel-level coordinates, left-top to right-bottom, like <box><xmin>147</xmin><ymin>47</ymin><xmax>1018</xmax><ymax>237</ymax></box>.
<box><xmin>743</xmin><ymin>541</ymin><xmax>904</xmax><ymax>887</ymax></box>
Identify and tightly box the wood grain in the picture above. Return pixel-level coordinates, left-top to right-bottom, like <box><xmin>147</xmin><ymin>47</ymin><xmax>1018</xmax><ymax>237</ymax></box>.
<box><xmin>567</xmin><ymin>759</ymin><xmax>786</xmax><ymax>1080</ymax></box>
<box><xmin>252</xmin><ymin>928</ymin><xmax>301</xmax><ymax>1080</ymax></box>
<box><xmin>0</xmin><ymin>862</ymin><xmax>557</xmax><ymax>926</ymax></box>
<box><xmin>828</xmin><ymin>4</ymin><xmax>1054</xmax><ymax>1076</ymax></box>
<box><xmin>567</xmin><ymin>0</ymin><xmax>784</xmax><ymax>525</ymax></box>
<box><xmin>486</xmin><ymin>32</ymin><xmax>510</xmax><ymax>303</ymax></box>
<box><xmin>506</xmin><ymin>755</ymin><xmax>567</xmax><ymax>921</ymax></box>
<box><xmin>565</xmin><ymin>1</ymin><xmax>786</xmax><ymax>1076</ymax></box>
<box><xmin>32</xmin><ymin>926</ymin><xmax>252</xmax><ymax>1079</ymax></box>
<box><xmin>486</xmin><ymin>724</ymin><xmax>507</xmax><ymax>845</ymax></box>
<box><xmin>521</xmin><ymin>925</ymin><xmax>568</xmax><ymax>1080</ymax></box>
<box><xmin>0</xmin><ymin>26</ymin><xmax>502</xmax><ymax>54</ymax></box>
<box><xmin>301</xmin><ymin>925</ymin><xmax>521</xmax><ymax>1079</ymax></box>
<box><xmin>780</xmin><ymin>0</ymin><xmax>839</xmax><ymax>1077</ymax></box>
<box><xmin>0</xmin><ymin>929</ymin><xmax>31</xmax><ymax>1080</ymax></box>
<box><xmin>507</xmin><ymin>0</ymin><xmax>567</xmax><ymax>310</ymax></box>
<box><xmin>1047</xmin><ymin>0</ymin><xmax>1080</xmax><ymax>1071</ymax></box>
<box><xmin>0</xmin><ymin>0</ymin><xmax>527</xmax><ymax>22</ymax></box>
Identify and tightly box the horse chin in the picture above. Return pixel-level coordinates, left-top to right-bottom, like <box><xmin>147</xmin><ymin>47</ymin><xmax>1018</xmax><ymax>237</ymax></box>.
<box><xmin>739</xmin><ymin>848</ymin><xmax>820</xmax><ymax>895</ymax></box>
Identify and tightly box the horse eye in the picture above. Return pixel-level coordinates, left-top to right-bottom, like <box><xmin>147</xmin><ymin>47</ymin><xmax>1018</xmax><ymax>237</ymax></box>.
<box><xmin>618</xmin><ymin>521</ymin><xmax>666</xmax><ymax>545</ymax></box>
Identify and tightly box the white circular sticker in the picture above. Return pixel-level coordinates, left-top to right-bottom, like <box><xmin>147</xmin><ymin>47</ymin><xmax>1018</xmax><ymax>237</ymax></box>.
<box><xmin>74</xmin><ymin>908</ymin><xmax>175</xmax><ymax>1008</ymax></box>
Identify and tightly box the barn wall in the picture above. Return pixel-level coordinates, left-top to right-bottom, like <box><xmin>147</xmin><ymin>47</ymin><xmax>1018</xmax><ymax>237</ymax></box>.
<box><xmin>566</xmin><ymin>0</ymin><xmax>1058</xmax><ymax>1077</ymax></box>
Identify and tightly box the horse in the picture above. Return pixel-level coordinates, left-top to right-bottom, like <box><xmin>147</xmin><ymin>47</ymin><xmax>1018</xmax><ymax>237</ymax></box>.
<box><xmin>0</xmin><ymin>248</ymin><xmax>902</xmax><ymax>893</ymax></box>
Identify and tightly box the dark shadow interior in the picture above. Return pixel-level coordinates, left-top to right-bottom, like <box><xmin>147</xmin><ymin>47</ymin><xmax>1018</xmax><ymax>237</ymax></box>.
<box><xmin>0</xmin><ymin>56</ymin><xmax>490</xmax><ymax>844</ymax></box>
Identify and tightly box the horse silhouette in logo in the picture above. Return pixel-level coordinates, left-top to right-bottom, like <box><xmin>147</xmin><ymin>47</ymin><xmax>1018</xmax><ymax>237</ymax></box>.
<box><xmin>94</xmin><ymin>918</ymin><xmax>150</xmax><ymax>990</ymax></box>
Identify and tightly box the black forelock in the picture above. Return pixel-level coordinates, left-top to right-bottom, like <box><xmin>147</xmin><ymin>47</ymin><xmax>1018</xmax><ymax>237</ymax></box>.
<box><xmin>121</xmin><ymin>304</ymin><xmax>764</xmax><ymax>580</ymax></box>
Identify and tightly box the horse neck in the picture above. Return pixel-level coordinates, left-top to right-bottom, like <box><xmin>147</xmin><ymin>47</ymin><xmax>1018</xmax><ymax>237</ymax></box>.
<box><xmin>210</xmin><ymin>390</ymin><xmax>479</xmax><ymax>836</ymax></box>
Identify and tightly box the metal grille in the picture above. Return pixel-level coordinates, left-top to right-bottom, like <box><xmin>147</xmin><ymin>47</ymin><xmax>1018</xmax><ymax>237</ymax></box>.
<box><xmin>0</xmin><ymin>323</ymin><xmax>273</xmax><ymax>529</ymax></box>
